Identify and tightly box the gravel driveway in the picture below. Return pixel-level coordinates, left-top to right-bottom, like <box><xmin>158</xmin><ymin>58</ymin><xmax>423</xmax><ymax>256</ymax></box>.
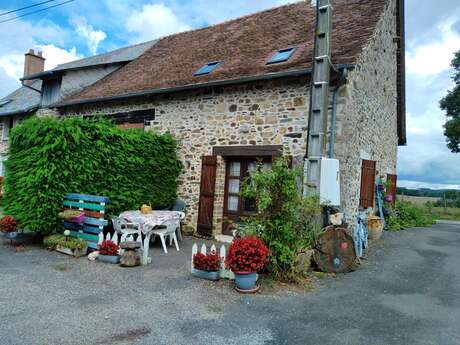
<box><xmin>1</xmin><ymin>222</ymin><xmax>460</xmax><ymax>345</ymax></box>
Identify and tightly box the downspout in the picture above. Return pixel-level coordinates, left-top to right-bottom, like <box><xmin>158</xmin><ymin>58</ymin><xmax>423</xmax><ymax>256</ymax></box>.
<box><xmin>328</xmin><ymin>68</ymin><xmax>348</xmax><ymax>158</ymax></box>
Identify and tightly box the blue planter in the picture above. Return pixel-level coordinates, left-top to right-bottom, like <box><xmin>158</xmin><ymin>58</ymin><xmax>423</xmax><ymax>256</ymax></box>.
<box><xmin>97</xmin><ymin>254</ymin><xmax>120</xmax><ymax>264</ymax></box>
<box><xmin>191</xmin><ymin>268</ymin><xmax>220</xmax><ymax>281</ymax></box>
<box><xmin>234</xmin><ymin>272</ymin><xmax>257</xmax><ymax>290</ymax></box>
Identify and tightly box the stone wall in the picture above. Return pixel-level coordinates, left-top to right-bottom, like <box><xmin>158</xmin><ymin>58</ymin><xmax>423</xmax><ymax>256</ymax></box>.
<box><xmin>61</xmin><ymin>78</ymin><xmax>310</xmax><ymax>234</ymax></box>
<box><xmin>333</xmin><ymin>0</ymin><xmax>398</xmax><ymax>224</ymax></box>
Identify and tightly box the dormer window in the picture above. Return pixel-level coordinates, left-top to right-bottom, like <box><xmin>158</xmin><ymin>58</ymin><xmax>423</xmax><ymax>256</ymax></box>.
<box><xmin>267</xmin><ymin>47</ymin><xmax>296</xmax><ymax>64</ymax></box>
<box><xmin>194</xmin><ymin>61</ymin><xmax>222</xmax><ymax>76</ymax></box>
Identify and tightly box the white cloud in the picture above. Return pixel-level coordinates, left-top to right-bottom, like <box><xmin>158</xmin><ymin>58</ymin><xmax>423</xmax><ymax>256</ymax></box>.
<box><xmin>0</xmin><ymin>10</ymin><xmax>82</xmax><ymax>98</ymax></box>
<box><xmin>406</xmin><ymin>20</ymin><xmax>460</xmax><ymax>76</ymax></box>
<box><xmin>125</xmin><ymin>3</ymin><xmax>191</xmax><ymax>43</ymax></box>
<box><xmin>398</xmin><ymin>180</ymin><xmax>460</xmax><ymax>190</ymax></box>
<box><xmin>38</xmin><ymin>44</ymin><xmax>82</xmax><ymax>70</ymax></box>
<box><xmin>73</xmin><ymin>18</ymin><xmax>107</xmax><ymax>55</ymax></box>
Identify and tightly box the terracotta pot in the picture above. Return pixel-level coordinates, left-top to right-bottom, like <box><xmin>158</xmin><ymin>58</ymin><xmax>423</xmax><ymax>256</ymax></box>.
<box><xmin>367</xmin><ymin>216</ymin><xmax>384</xmax><ymax>241</ymax></box>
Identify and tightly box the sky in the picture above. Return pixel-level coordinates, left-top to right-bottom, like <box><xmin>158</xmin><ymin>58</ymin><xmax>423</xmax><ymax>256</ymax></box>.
<box><xmin>0</xmin><ymin>0</ymin><xmax>459</xmax><ymax>190</ymax></box>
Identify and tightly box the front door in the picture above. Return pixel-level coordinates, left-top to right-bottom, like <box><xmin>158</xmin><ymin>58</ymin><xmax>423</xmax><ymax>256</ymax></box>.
<box><xmin>222</xmin><ymin>157</ymin><xmax>271</xmax><ymax>235</ymax></box>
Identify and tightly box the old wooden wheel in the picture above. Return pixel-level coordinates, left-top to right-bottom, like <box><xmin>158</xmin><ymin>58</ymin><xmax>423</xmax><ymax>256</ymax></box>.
<box><xmin>313</xmin><ymin>226</ymin><xmax>357</xmax><ymax>273</ymax></box>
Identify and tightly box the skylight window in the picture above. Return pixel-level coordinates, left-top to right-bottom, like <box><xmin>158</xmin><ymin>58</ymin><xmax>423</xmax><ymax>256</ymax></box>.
<box><xmin>267</xmin><ymin>47</ymin><xmax>296</xmax><ymax>64</ymax></box>
<box><xmin>194</xmin><ymin>61</ymin><xmax>222</xmax><ymax>76</ymax></box>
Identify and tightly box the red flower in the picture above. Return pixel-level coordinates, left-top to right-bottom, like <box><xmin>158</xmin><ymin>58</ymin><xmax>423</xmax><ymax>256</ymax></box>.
<box><xmin>0</xmin><ymin>216</ymin><xmax>17</xmax><ymax>233</ymax></box>
<box><xmin>193</xmin><ymin>251</ymin><xmax>221</xmax><ymax>272</ymax></box>
<box><xmin>98</xmin><ymin>240</ymin><xmax>119</xmax><ymax>256</ymax></box>
<box><xmin>225</xmin><ymin>236</ymin><xmax>269</xmax><ymax>273</ymax></box>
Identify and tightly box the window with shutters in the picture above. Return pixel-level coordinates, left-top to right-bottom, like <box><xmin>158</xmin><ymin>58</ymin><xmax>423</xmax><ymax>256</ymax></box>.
<box><xmin>359</xmin><ymin>159</ymin><xmax>376</xmax><ymax>208</ymax></box>
<box><xmin>222</xmin><ymin>157</ymin><xmax>272</xmax><ymax>235</ymax></box>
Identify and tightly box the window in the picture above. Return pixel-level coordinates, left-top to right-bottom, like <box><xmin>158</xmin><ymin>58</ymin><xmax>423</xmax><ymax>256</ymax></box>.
<box><xmin>267</xmin><ymin>47</ymin><xmax>296</xmax><ymax>64</ymax></box>
<box><xmin>0</xmin><ymin>155</ymin><xmax>7</xmax><ymax>177</ymax></box>
<box><xmin>222</xmin><ymin>157</ymin><xmax>272</xmax><ymax>234</ymax></box>
<box><xmin>194</xmin><ymin>61</ymin><xmax>222</xmax><ymax>76</ymax></box>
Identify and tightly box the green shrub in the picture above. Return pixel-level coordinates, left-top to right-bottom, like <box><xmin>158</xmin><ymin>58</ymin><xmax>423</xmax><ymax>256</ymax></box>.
<box><xmin>3</xmin><ymin>116</ymin><xmax>182</xmax><ymax>234</ymax></box>
<box><xmin>386</xmin><ymin>201</ymin><xmax>435</xmax><ymax>231</ymax></box>
<box><xmin>240</xmin><ymin>158</ymin><xmax>321</xmax><ymax>281</ymax></box>
<box><xmin>43</xmin><ymin>234</ymin><xmax>87</xmax><ymax>250</ymax></box>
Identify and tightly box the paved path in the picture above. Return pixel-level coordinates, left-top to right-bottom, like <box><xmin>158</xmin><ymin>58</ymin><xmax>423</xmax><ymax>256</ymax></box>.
<box><xmin>1</xmin><ymin>222</ymin><xmax>459</xmax><ymax>345</ymax></box>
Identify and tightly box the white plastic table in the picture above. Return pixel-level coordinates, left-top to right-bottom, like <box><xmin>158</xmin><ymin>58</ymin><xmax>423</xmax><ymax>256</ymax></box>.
<box><xmin>119</xmin><ymin>210</ymin><xmax>181</xmax><ymax>265</ymax></box>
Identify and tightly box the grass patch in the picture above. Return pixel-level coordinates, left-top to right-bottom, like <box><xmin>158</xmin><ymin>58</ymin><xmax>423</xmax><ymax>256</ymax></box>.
<box><xmin>423</xmin><ymin>206</ymin><xmax>460</xmax><ymax>221</ymax></box>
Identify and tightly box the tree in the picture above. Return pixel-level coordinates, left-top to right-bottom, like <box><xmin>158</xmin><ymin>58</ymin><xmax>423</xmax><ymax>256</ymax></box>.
<box><xmin>440</xmin><ymin>50</ymin><xmax>460</xmax><ymax>153</ymax></box>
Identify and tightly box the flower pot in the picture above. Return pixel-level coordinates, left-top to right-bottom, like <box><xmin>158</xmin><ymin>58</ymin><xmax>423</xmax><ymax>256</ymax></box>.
<box><xmin>367</xmin><ymin>216</ymin><xmax>384</xmax><ymax>241</ymax></box>
<box><xmin>191</xmin><ymin>268</ymin><xmax>220</xmax><ymax>281</ymax></box>
<box><xmin>233</xmin><ymin>271</ymin><xmax>258</xmax><ymax>291</ymax></box>
<box><xmin>5</xmin><ymin>231</ymin><xmax>18</xmax><ymax>240</ymax></box>
<box><xmin>56</xmin><ymin>245</ymin><xmax>88</xmax><ymax>258</ymax></box>
<box><xmin>97</xmin><ymin>254</ymin><xmax>121</xmax><ymax>264</ymax></box>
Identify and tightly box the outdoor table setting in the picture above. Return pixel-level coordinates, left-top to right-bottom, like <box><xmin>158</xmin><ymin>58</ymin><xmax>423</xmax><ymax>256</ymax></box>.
<box><xmin>119</xmin><ymin>210</ymin><xmax>183</xmax><ymax>265</ymax></box>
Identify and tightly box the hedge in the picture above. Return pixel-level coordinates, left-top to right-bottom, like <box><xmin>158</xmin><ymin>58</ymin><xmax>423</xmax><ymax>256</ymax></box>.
<box><xmin>3</xmin><ymin>116</ymin><xmax>182</xmax><ymax>233</ymax></box>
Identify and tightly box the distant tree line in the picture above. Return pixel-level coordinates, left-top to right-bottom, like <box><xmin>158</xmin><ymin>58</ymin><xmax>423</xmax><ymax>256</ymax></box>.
<box><xmin>397</xmin><ymin>187</ymin><xmax>460</xmax><ymax>208</ymax></box>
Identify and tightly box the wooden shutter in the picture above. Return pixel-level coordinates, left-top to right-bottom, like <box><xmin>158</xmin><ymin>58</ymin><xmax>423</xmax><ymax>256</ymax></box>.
<box><xmin>197</xmin><ymin>156</ymin><xmax>217</xmax><ymax>236</ymax></box>
<box><xmin>386</xmin><ymin>174</ymin><xmax>397</xmax><ymax>206</ymax></box>
<box><xmin>359</xmin><ymin>159</ymin><xmax>376</xmax><ymax>208</ymax></box>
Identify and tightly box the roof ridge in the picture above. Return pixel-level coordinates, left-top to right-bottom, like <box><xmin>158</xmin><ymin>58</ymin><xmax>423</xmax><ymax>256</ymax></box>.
<box><xmin>53</xmin><ymin>39</ymin><xmax>157</xmax><ymax>70</ymax></box>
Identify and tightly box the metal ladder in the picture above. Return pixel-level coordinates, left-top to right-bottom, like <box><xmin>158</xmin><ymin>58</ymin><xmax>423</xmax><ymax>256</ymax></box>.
<box><xmin>305</xmin><ymin>0</ymin><xmax>333</xmax><ymax>195</ymax></box>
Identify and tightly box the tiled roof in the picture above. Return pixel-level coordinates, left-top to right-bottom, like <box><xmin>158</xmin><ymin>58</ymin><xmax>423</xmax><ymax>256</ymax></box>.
<box><xmin>0</xmin><ymin>80</ymin><xmax>41</xmax><ymax>117</ymax></box>
<box><xmin>63</xmin><ymin>0</ymin><xmax>388</xmax><ymax>104</ymax></box>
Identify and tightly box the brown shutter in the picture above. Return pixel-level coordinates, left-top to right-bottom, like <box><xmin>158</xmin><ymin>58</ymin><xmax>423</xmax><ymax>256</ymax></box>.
<box><xmin>197</xmin><ymin>156</ymin><xmax>217</xmax><ymax>236</ymax></box>
<box><xmin>386</xmin><ymin>174</ymin><xmax>397</xmax><ymax>206</ymax></box>
<box><xmin>359</xmin><ymin>159</ymin><xmax>376</xmax><ymax>208</ymax></box>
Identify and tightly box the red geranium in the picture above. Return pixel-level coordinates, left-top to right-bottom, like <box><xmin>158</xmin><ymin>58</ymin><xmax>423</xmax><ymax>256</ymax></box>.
<box><xmin>225</xmin><ymin>236</ymin><xmax>269</xmax><ymax>273</ymax></box>
<box><xmin>98</xmin><ymin>240</ymin><xmax>119</xmax><ymax>256</ymax></box>
<box><xmin>0</xmin><ymin>216</ymin><xmax>17</xmax><ymax>233</ymax></box>
<box><xmin>193</xmin><ymin>251</ymin><xmax>221</xmax><ymax>272</ymax></box>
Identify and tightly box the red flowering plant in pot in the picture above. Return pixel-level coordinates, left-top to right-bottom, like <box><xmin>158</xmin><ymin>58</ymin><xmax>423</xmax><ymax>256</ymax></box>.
<box><xmin>0</xmin><ymin>216</ymin><xmax>18</xmax><ymax>239</ymax></box>
<box><xmin>97</xmin><ymin>240</ymin><xmax>120</xmax><ymax>264</ymax></box>
<box><xmin>225</xmin><ymin>236</ymin><xmax>269</xmax><ymax>292</ymax></box>
<box><xmin>192</xmin><ymin>251</ymin><xmax>221</xmax><ymax>281</ymax></box>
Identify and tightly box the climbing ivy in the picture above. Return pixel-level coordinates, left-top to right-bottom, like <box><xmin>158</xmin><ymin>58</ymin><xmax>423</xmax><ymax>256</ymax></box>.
<box><xmin>3</xmin><ymin>116</ymin><xmax>182</xmax><ymax>233</ymax></box>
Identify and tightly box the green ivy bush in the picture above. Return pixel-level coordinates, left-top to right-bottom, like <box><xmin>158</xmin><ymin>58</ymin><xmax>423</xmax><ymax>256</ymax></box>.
<box><xmin>240</xmin><ymin>158</ymin><xmax>321</xmax><ymax>281</ymax></box>
<box><xmin>386</xmin><ymin>201</ymin><xmax>435</xmax><ymax>231</ymax></box>
<box><xmin>3</xmin><ymin>116</ymin><xmax>182</xmax><ymax>234</ymax></box>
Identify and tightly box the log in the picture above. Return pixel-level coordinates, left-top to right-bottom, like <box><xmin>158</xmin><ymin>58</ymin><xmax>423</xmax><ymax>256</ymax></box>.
<box><xmin>313</xmin><ymin>226</ymin><xmax>357</xmax><ymax>273</ymax></box>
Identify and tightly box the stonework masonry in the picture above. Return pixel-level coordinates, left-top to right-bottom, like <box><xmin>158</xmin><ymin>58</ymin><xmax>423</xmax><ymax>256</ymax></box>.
<box><xmin>60</xmin><ymin>78</ymin><xmax>310</xmax><ymax>234</ymax></box>
<box><xmin>333</xmin><ymin>0</ymin><xmax>398</xmax><ymax>224</ymax></box>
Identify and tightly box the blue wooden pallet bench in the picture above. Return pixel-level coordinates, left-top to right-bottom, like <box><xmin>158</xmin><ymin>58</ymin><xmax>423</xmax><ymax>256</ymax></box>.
<box><xmin>62</xmin><ymin>193</ymin><xmax>109</xmax><ymax>250</ymax></box>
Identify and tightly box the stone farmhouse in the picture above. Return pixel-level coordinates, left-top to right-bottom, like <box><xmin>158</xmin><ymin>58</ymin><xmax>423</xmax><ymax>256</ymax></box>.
<box><xmin>3</xmin><ymin>0</ymin><xmax>406</xmax><ymax>236</ymax></box>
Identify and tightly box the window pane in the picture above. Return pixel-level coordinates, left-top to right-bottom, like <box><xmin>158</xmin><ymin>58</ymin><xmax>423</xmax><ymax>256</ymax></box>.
<box><xmin>263</xmin><ymin>162</ymin><xmax>272</xmax><ymax>171</ymax></box>
<box><xmin>229</xmin><ymin>162</ymin><xmax>240</xmax><ymax>177</ymax></box>
<box><xmin>243</xmin><ymin>197</ymin><xmax>256</xmax><ymax>213</ymax></box>
<box><xmin>228</xmin><ymin>179</ymin><xmax>240</xmax><ymax>194</ymax></box>
<box><xmin>227</xmin><ymin>196</ymin><xmax>239</xmax><ymax>211</ymax></box>
<box><xmin>248</xmin><ymin>162</ymin><xmax>256</xmax><ymax>172</ymax></box>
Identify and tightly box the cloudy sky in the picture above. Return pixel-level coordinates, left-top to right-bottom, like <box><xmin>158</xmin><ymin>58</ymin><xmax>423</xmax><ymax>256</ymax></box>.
<box><xmin>0</xmin><ymin>0</ymin><xmax>459</xmax><ymax>189</ymax></box>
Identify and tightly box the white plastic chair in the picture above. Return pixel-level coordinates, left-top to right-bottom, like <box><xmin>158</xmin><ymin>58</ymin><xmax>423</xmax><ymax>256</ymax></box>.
<box><xmin>112</xmin><ymin>216</ymin><xmax>142</xmax><ymax>243</ymax></box>
<box><xmin>176</xmin><ymin>211</ymin><xmax>186</xmax><ymax>241</ymax></box>
<box><xmin>152</xmin><ymin>218</ymin><xmax>180</xmax><ymax>254</ymax></box>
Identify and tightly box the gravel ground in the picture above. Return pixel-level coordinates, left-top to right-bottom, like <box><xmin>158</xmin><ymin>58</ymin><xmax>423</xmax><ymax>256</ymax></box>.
<box><xmin>1</xmin><ymin>222</ymin><xmax>460</xmax><ymax>345</ymax></box>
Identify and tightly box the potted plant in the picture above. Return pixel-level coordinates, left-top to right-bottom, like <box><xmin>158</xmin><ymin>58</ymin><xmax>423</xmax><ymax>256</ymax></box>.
<box><xmin>43</xmin><ymin>233</ymin><xmax>88</xmax><ymax>257</ymax></box>
<box><xmin>191</xmin><ymin>251</ymin><xmax>221</xmax><ymax>281</ymax></box>
<box><xmin>58</xmin><ymin>210</ymin><xmax>85</xmax><ymax>224</ymax></box>
<box><xmin>225</xmin><ymin>236</ymin><xmax>269</xmax><ymax>292</ymax></box>
<box><xmin>97</xmin><ymin>240</ymin><xmax>120</xmax><ymax>264</ymax></box>
<box><xmin>0</xmin><ymin>216</ymin><xmax>18</xmax><ymax>239</ymax></box>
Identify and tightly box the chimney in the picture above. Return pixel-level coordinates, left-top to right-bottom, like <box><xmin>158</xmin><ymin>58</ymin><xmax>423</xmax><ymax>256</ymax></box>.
<box><xmin>23</xmin><ymin>49</ymin><xmax>45</xmax><ymax>84</ymax></box>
